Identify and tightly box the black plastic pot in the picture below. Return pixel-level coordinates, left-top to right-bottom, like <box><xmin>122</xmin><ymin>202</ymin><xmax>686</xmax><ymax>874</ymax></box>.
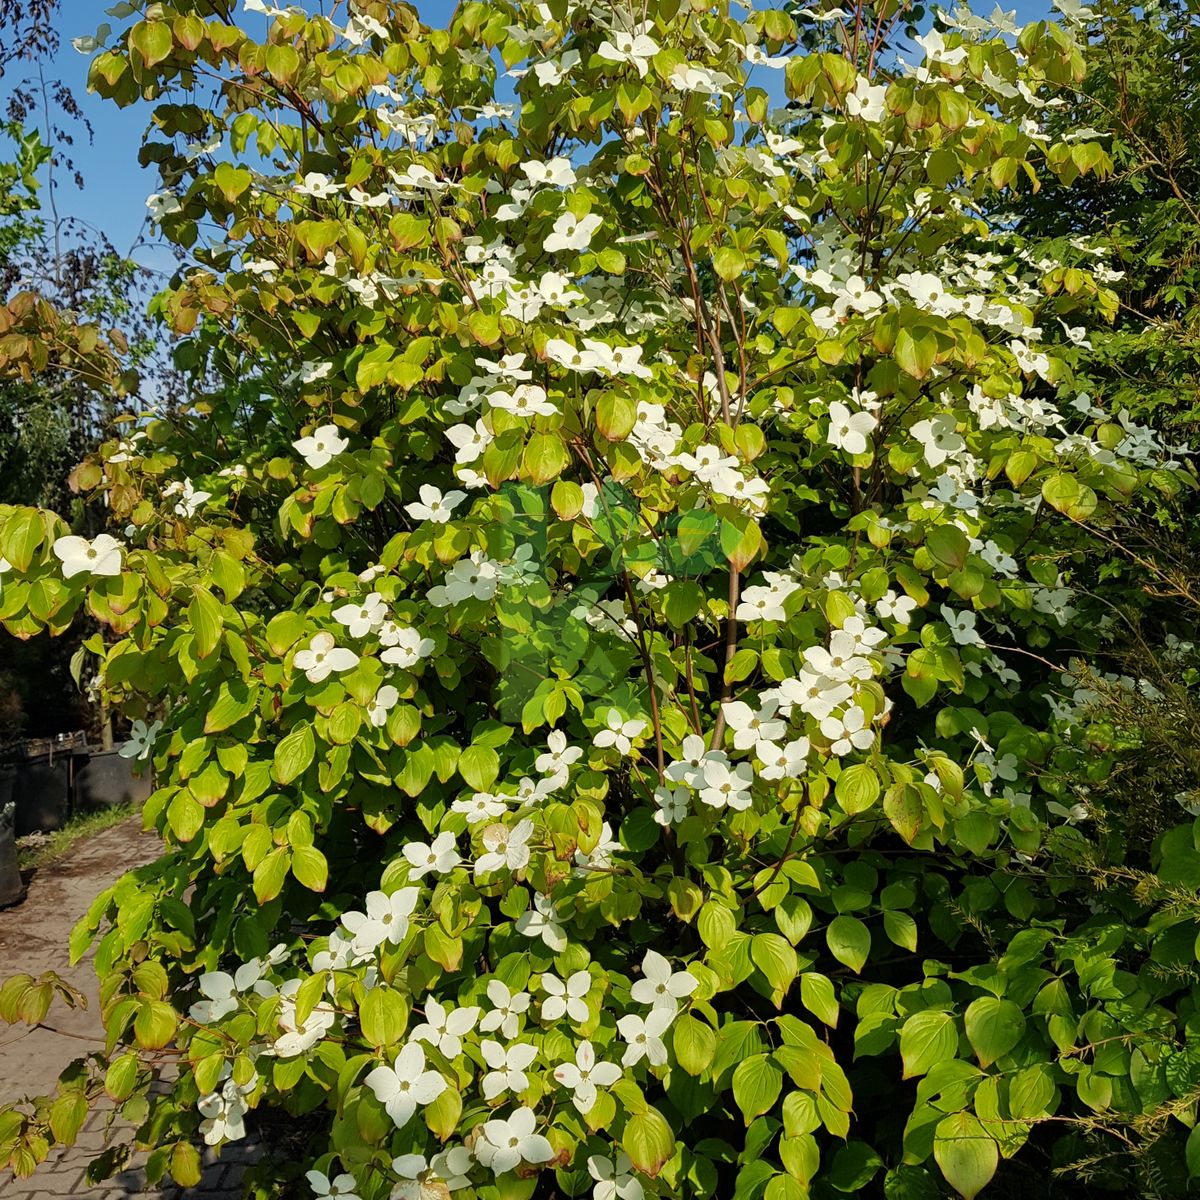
<box><xmin>0</xmin><ymin>802</ymin><xmax>23</xmax><ymax>908</ymax></box>
<box><xmin>13</xmin><ymin>756</ymin><xmax>70</xmax><ymax>837</ymax></box>
<box><xmin>75</xmin><ymin>748</ymin><xmax>153</xmax><ymax>813</ymax></box>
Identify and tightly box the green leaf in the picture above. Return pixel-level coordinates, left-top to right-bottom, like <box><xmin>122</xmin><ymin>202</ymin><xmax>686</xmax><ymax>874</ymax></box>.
<box><xmin>933</xmin><ymin>1112</ymin><xmax>998</xmax><ymax>1200</ymax></box>
<box><xmin>1008</xmin><ymin>1064</ymin><xmax>1056</xmax><ymax>1121</ymax></box>
<box><xmin>1041</xmin><ymin>472</ymin><xmax>1097</xmax><ymax>522</ymax></box>
<box><xmin>521</xmin><ymin>432</ymin><xmax>570</xmax><ymax>482</ymax></box>
<box><xmin>359</xmin><ymin>986</ymin><xmax>408</xmax><ymax>1048</ymax></box>
<box><xmin>130</xmin><ymin>20</ymin><xmax>173</xmax><ymax>68</ymax></box>
<box><xmin>253</xmin><ymin>847</ymin><xmax>290</xmax><ymax>904</ymax></box>
<box><xmin>622</xmin><ymin>1106</ymin><xmax>675</xmax><ymax>1176</ymax></box>
<box><xmin>894</xmin><ymin>328</ymin><xmax>937</xmax><ymax>379</ymax></box>
<box><xmin>105</xmin><ymin>1052</ymin><xmax>140</xmax><ymax>1102</ymax></box>
<box><xmin>899</xmin><ymin>1011</ymin><xmax>958</xmax><ymax>1079</ymax></box>
<box><xmin>835</xmin><ymin>764</ymin><xmax>880</xmax><ymax>815</ymax></box>
<box><xmin>1186</xmin><ymin>1124</ymin><xmax>1200</xmax><ymax>1179</ymax></box>
<box><xmin>926</xmin><ymin>526</ymin><xmax>968</xmax><ymax>572</ymax></box>
<box><xmin>964</xmin><ymin>997</ymin><xmax>1025</xmax><ymax>1068</ymax></box>
<box><xmin>673</xmin><ymin>1012</ymin><xmax>717</xmax><ymax>1076</ymax></box>
<box><xmin>595</xmin><ymin>392</ymin><xmax>637</xmax><ymax>441</ymax></box>
<box><xmin>751</xmin><ymin>933</ymin><xmax>798</xmax><ymax>1005</ymax></box>
<box><xmin>1</xmin><ymin>508</ymin><xmax>43</xmax><ymax>571</ymax></box>
<box><xmin>167</xmin><ymin>791</ymin><xmax>204</xmax><ymax>843</ymax></box>
<box><xmin>204</xmin><ymin>679</ymin><xmax>257</xmax><ymax>734</ymax></box>
<box><xmin>274</xmin><ymin>723</ymin><xmax>315</xmax><ymax>785</ymax></box>
<box><xmin>732</xmin><ymin>1054</ymin><xmax>784</xmax><ymax>1123</ymax></box>
<box><xmin>291</xmin><ymin>845</ymin><xmax>328</xmax><ymax>892</ymax></box>
<box><xmin>799</xmin><ymin>972</ymin><xmax>839</xmax><ymax>1028</ymax></box>
<box><xmin>188</xmin><ymin>587</ymin><xmax>223</xmax><ymax>659</ymax></box>
<box><xmin>764</xmin><ymin>1176</ymin><xmax>808</xmax><ymax>1200</ymax></box>
<box><xmin>713</xmin><ymin>246</ymin><xmax>748</xmax><ymax>282</ymax></box>
<box><xmin>882</xmin><ymin>910</ymin><xmax>918</xmax><ymax>953</ymax></box>
<box><xmin>133</xmin><ymin>999</ymin><xmax>177</xmax><ymax>1050</ymax></box>
<box><xmin>459</xmin><ymin>744</ymin><xmax>499</xmax><ymax>791</ymax></box>
<box><xmin>266</xmin><ymin>610</ymin><xmax>306</xmax><ymax>656</ymax></box>
<box><xmin>826</xmin><ymin>915</ymin><xmax>870</xmax><ymax>974</ymax></box>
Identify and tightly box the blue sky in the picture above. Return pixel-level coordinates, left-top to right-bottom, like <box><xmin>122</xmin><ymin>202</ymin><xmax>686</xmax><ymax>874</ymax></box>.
<box><xmin>34</xmin><ymin>0</ymin><xmax>1050</xmax><ymax>274</ymax></box>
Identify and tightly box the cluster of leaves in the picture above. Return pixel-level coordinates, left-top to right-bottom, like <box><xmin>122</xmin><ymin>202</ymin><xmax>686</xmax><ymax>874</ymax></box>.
<box><xmin>2</xmin><ymin>1</ymin><xmax>1200</xmax><ymax>1198</ymax></box>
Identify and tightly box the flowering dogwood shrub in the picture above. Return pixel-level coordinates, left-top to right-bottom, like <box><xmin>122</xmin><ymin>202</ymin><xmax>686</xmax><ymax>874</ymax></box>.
<box><xmin>1</xmin><ymin>1</ymin><xmax>1197</xmax><ymax>1197</ymax></box>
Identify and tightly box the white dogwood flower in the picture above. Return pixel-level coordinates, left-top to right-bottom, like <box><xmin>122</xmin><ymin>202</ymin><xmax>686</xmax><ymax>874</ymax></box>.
<box><xmin>631</xmin><ymin>950</ymin><xmax>699</xmax><ymax>1010</ymax></box>
<box><xmin>697</xmin><ymin>759</ymin><xmax>754</xmax><ymax>811</ymax></box>
<box><xmin>365</xmin><ymin>684</ymin><xmax>399</xmax><ymax>728</ymax></box>
<box><xmin>617</xmin><ymin>1009</ymin><xmax>674</xmax><ymax>1067</ymax></box>
<box><xmin>910</xmin><ymin>414</ymin><xmax>966</xmax><ymax>468</ymax></box>
<box><xmin>446</xmin><ymin>419</ymin><xmax>493</xmax><ymax>464</ymax></box>
<box><xmin>479</xmin><ymin>980</ymin><xmax>531</xmax><ymax>1040</ymax></box>
<box><xmin>474</xmin><ymin>1107</ymin><xmax>555</xmax><ymax>1175</ymax></box>
<box><xmin>341</xmin><ymin>887</ymin><xmax>419</xmax><ymax>952</ymax></box>
<box><xmin>365</xmin><ymin>1043</ymin><xmax>447</xmax><ymax>1129</ymax></box>
<box><xmin>544</xmin><ymin>211</ymin><xmax>603</xmax><ymax>253</ymax></box>
<box><xmin>293</xmin><ymin>632</ymin><xmax>358</xmax><ymax>683</ymax></box>
<box><xmin>474</xmin><ymin>818</ymin><xmax>534</xmax><ymax>877</ymax></box>
<box><xmin>304</xmin><ymin>1169</ymin><xmax>360</xmax><ymax>1199</ymax></box>
<box><xmin>820</xmin><ymin>705</ymin><xmax>876</xmax><ymax>756</ymax></box>
<box><xmin>293</xmin><ymin>423</ymin><xmax>348</xmax><ymax>469</ymax></box>
<box><xmin>403</xmin><ymin>831</ymin><xmax>461</xmax><ymax>879</ymax></box>
<box><xmin>588</xmin><ymin>1152</ymin><xmax>645</xmax><ymax>1200</ymax></box>
<box><xmin>554</xmin><ymin>1041</ymin><xmax>622</xmax><ymax>1114</ymax></box>
<box><xmin>595</xmin><ymin>29</ymin><xmax>659</xmax><ymax>77</ymax></box>
<box><xmin>757</xmin><ymin>737</ymin><xmax>810</xmax><ymax>781</ymax></box>
<box><xmin>410</xmin><ymin>997</ymin><xmax>481</xmax><ymax>1058</ymax></box>
<box><xmin>540</xmin><ymin>970</ymin><xmax>591</xmax><ymax>1023</ymax></box>
<box><xmin>379</xmin><ymin>626</ymin><xmax>436</xmax><ymax>669</ymax></box>
<box><xmin>876</xmin><ymin>589</ymin><xmax>919</xmax><ymax>624</ymax></box>
<box><xmin>721</xmin><ymin>699</ymin><xmax>786</xmax><ymax>752</ymax></box>
<box><xmin>593</xmin><ymin>709</ymin><xmax>648</xmax><ymax>756</ymax></box>
<box><xmin>481</xmin><ymin>1040</ymin><xmax>538</xmax><ymax>1100</ymax></box>
<box><xmin>521</xmin><ymin>157</ymin><xmax>576</xmax><ymax>187</ymax></box>
<box><xmin>405</xmin><ymin>484</ymin><xmax>467</xmax><ymax>524</ymax></box>
<box><xmin>333</xmin><ymin>593</ymin><xmax>387</xmax><ymax>638</ymax></box>
<box><xmin>515</xmin><ymin>892</ymin><xmax>567</xmax><ymax>951</ymax></box>
<box><xmin>653</xmin><ymin>784</ymin><xmax>689</xmax><ymax>826</ymax></box>
<box><xmin>53</xmin><ymin>533</ymin><xmax>123</xmax><ymax>579</ymax></box>
<box><xmin>118</xmin><ymin>718</ymin><xmax>162</xmax><ymax>762</ymax></box>
<box><xmin>826</xmin><ymin>402</ymin><xmax>877</xmax><ymax>455</ymax></box>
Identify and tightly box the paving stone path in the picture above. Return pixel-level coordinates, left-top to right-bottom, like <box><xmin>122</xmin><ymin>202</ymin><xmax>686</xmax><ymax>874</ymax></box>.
<box><xmin>0</xmin><ymin>818</ymin><xmax>257</xmax><ymax>1198</ymax></box>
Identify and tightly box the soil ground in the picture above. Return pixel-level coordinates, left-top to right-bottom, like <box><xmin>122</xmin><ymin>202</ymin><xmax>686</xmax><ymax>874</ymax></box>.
<box><xmin>0</xmin><ymin>817</ymin><xmax>257</xmax><ymax>1198</ymax></box>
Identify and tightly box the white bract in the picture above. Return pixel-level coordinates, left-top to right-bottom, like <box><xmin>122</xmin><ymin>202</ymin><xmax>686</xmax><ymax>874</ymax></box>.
<box><xmin>540</xmin><ymin>970</ymin><xmax>591</xmax><ymax>1023</ymax></box>
<box><xmin>305</xmin><ymin>1170</ymin><xmax>360</xmax><ymax>1200</ymax></box>
<box><xmin>410</xmin><ymin>997</ymin><xmax>481</xmax><ymax>1058</ymax></box>
<box><xmin>474</xmin><ymin>1106</ymin><xmax>556</xmax><ymax>1175</ymax></box>
<box><xmin>474</xmin><ymin>818</ymin><xmax>534</xmax><ymax>876</ymax></box>
<box><xmin>480</xmin><ymin>980</ymin><xmax>531</xmax><ymax>1040</ymax></box>
<box><xmin>515</xmin><ymin>891</ymin><xmax>567</xmax><ymax>951</ymax></box>
<box><xmin>554</xmin><ymin>1041</ymin><xmax>622</xmax><ymax>1115</ymax></box>
<box><xmin>341</xmin><ymin>888</ymin><xmax>419</xmax><ymax>952</ymax></box>
<box><xmin>53</xmin><ymin>533</ymin><xmax>123</xmax><ymax>579</ymax></box>
<box><xmin>588</xmin><ymin>1152</ymin><xmax>645</xmax><ymax>1200</ymax></box>
<box><xmin>365</xmin><ymin>1043</ymin><xmax>447</xmax><ymax>1128</ymax></box>
<box><xmin>293</xmin><ymin>423</ymin><xmax>349</xmax><ymax>468</ymax></box>
<box><xmin>293</xmin><ymin>632</ymin><xmax>359</xmax><ymax>683</ymax></box>
<box><xmin>403</xmin><ymin>831</ymin><xmax>462</xmax><ymax>879</ymax></box>
<box><xmin>826</xmin><ymin>401</ymin><xmax>878</xmax><ymax>455</ymax></box>
<box><xmin>593</xmin><ymin>709</ymin><xmax>648</xmax><ymax>756</ymax></box>
<box><xmin>405</xmin><ymin>484</ymin><xmax>467</xmax><ymax>524</ymax></box>
<box><xmin>616</xmin><ymin>1009</ymin><xmax>675</xmax><ymax>1067</ymax></box>
<box><xmin>118</xmin><ymin>718</ymin><xmax>162</xmax><ymax>761</ymax></box>
<box><xmin>481</xmin><ymin>1040</ymin><xmax>538</xmax><ymax>1100</ymax></box>
<box><xmin>544</xmin><ymin>211</ymin><xmax>603</xmax><ymax>253</ymax></box>
<box><xmin>630</xmin><ymin>950</ymin><xmax>699</xmax><ymax>1011</ymax></box>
